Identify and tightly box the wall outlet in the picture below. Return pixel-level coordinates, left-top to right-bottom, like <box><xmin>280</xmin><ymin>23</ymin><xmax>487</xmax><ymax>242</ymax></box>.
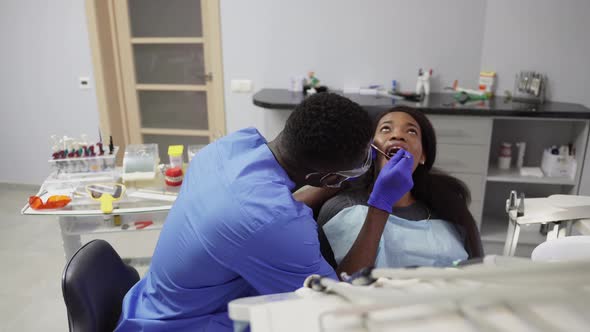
<box><xmin>79</xmin><ymin>77</ymin><xmax>91</xmax><ymax>89</ymax></box>
<box><xmin>231</xmin><ymin>79</ymin><xmax>253</xmax><ymax>93</ymax></box>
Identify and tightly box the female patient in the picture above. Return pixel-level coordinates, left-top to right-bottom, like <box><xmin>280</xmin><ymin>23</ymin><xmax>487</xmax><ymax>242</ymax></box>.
<box><xmin>318</xmin><ymin>106</ymin><xmax>483</xmax><ymax>271</ymax></box>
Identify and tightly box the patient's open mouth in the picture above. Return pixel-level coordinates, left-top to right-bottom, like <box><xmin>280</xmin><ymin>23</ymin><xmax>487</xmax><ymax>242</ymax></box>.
<box><xmin>387</xmin><ymin>146</ymin><xmax>402</xmax><ymax>157</ymax></box>
<box><xmin>371</xmin><ymin>144</ymin><xmax>411</xmax><ymax>160</ymax></box>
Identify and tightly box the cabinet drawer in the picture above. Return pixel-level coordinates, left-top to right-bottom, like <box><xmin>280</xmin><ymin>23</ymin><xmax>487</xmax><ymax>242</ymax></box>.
<box><xmin>435</xmin><ymin>144</ymin><xmax>488</xmax><ymax>174</ymax></box>
<box><xmin>449</xmin><ymin>173</ymin><xmax>484</xmax><ymax>202</ymax></box>
<box><xmin>428</xmin><ymin>115</ymin><xmax>492</xmax><ymax>145</ymax></box>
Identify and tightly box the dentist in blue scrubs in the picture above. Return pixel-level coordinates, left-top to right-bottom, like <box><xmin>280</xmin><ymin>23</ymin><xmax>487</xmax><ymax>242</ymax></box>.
<box><xmin>115</xmin><ymin>93</ymin><xmax>380</xmax><ymax>331</ymax></box>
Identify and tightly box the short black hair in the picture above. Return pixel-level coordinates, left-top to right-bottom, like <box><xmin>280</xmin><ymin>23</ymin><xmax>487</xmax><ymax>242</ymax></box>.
<box><xmin>281</xmin><ymin>93</ymin><xmax>372</xmax><ymax>171</ymax></box>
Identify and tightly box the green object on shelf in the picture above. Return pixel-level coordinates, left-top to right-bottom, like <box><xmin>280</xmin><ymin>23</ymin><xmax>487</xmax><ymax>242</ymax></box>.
<box><xmin>307</xmin><ymin>71</ymin><xmax>319</xmax><ymax>88</ymax></box>
<box><xmin>454</xmin><ymin>91</ymin><xmax>488</xmax><ymax>104</ymax></box>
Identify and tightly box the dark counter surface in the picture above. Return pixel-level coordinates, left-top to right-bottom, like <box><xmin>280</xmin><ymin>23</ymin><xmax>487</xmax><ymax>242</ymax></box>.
<box><xmin>253</xmin><ymin>89</ymin><xmax>590</xmax><ymax>119</ymax></box>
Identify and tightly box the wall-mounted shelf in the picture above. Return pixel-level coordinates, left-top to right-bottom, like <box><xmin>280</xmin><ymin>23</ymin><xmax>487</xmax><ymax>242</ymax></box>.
<box><xmin>486</xmin><ymin>167</ymin><xmax>576</xmax><ymax>185</ymax></box>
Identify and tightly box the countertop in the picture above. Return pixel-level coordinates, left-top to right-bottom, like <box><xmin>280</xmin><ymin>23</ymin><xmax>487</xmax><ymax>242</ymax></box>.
<box><xmin>253</xmin><ymin>89</ymin><xmax>590</xmax><ymax>119</ymax></box>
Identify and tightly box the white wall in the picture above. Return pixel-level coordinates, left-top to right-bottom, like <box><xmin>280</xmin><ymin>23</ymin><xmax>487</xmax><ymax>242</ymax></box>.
<box><xmin>480</xmin><ymin>0</ymin><xmax>590</xmax><ymax>107</ymax></box>
<box><xmin>478</xmin><ymin>0</ymin><xmax>590</xmax><ymax>194</ymax></box>
<box><xmin>3</xmin><ymin>0</ymin><xmax>590</xmax><ymax>186</ymax></box>
<box><xmin>219</xmin><ymin>0</ymin><xmax>487</xmax><ymax>139</ymax></box>
<box><xmin>220</xmin><ymin>0</ymin><xmax>590</xmax><ymax>139</ymax></box>
<box><xmin>219</xmin><ymin>0</ymin><xmax>590</xmax><ymax>193</ymax></box>
<box><xmin>0</xmin><ymin>0</ymin><xmax>100</xmax><ymax>185</ymax></box>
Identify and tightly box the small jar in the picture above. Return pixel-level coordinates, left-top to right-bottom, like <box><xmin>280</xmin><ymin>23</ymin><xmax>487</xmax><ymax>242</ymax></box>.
<box><xmin>498</xmin><ymin>142</ymin><xmax>512</xmax><ymax>170</ymax></box>
<box><xmin>168</xmin><ymin>145</ymin><xmax>184</xmax><ymax>168</ymax></box>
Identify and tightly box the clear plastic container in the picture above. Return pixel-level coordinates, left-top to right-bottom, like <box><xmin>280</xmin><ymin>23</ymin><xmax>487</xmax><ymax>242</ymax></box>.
<box><xmin>122</xmin><ymin>144</ymin><xmax>160</xmax><ymax>181</ymax></box>
<box><xmin>49</xmin><ymin>147</ymin><xmax>118</xmax><ymax>174</ymax></box>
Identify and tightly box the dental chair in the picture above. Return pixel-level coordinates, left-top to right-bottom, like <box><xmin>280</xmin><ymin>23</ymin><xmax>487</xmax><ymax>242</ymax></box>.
<box><xmin>315</xmin><ymin>203</ymin><xmax>484</xmax><ymax>269</ymax></box>
<box><xmin>61</xmin><ymin>239</ymin><xmax>139</xmax><ymax>332</ymax></box>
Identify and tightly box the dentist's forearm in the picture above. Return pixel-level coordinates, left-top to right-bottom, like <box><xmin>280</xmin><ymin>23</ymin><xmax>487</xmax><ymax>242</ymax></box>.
<box><xmin>293</xmin><ymin>186</ymin><xmax>341</xmax><ymax>211</ymax></box>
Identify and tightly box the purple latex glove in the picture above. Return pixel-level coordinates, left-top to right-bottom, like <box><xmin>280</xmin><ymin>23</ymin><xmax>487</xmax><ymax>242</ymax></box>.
<box><xmin>367</xmin><ymin>148</ymin><xmax>414</xmax><ymax>213</ymax></box>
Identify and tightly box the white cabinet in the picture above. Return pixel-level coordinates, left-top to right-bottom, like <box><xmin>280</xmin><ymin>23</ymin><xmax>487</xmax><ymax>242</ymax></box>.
<box><xmin>481</xmin><ymin>118</ymin><xmax>589</xmax><ymax>253</ymax></box>
<box><xmin>427</xmin><ymin>115</ymin><xmax>492</xmax><ymax>227</ymax></box>
<box><xmin>468</xmin><ymin>201</ymin><xmax>483</xmax><ymax>224</ymax></box>
<box><xmin>450</xmin><ymin>173</ymin><xmax>485</xmax><ymax>201</ymax></box>
<box><xmin>426</xmin><ymin>115</ymin><xmax>590</xmax><ymax>248</ymax></box>
<box><xmin>432</xmin><ymin>116</ymin><xmax>492</xmax><ymax>145</ymax></box>
<box><xmin>437</xmin><ymin>144</ymin><xmax>490</xmax><ymax>174</ymax></box>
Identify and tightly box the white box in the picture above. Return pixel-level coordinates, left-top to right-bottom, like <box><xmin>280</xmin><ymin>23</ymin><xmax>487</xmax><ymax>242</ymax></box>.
<box><xmin>540</xmin><ymin>150</ymin><xmax>576</xmax><ymax>179</ymax></box>
<box><xmin>479</xmin><ymin>71</ymin><xmax>496</xmax><ymax>96</ymax></box>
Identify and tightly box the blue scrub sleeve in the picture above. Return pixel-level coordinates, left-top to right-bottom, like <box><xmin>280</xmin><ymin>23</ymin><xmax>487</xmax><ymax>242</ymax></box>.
<box><xmin>230</xmin><ymin>216</ymin><xmax>337</xmax><ymax>294</ymax></box>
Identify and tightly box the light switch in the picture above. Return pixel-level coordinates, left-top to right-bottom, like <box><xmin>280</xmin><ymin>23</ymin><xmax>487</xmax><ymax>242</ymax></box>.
<box><xmin>240</xmin><ymin>80</ymin><xmax>253</xmax><ymax>92</ymax></box>
<box><xmin>230</xmin><ymin>80</ymin><xmax>241</xmax><ymax>92</ymax></box>
<box><xmin>231</xmin><ymin>79</ymin><xmax>253</xmax><ymax>93</ymax></box>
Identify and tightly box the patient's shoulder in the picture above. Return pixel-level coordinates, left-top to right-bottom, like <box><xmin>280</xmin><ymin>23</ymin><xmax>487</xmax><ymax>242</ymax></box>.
<box><xmin>317</xmin><ymin>189</ymin><xmax>368</xmax><ymax>226</ymax></box>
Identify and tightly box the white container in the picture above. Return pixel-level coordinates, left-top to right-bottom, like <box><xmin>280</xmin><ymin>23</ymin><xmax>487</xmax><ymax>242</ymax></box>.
<box><xmin>479</xmin><ymin>71</ymin><xmax>496</xmax><ymax>96</ymax></box>
<box><xmin>498</xmin><ymin>142</ymin><xmax>512</xmax><ymax>170</ymax></box>
<box><xmin>515</xmin><ymin>142</ymin><xmax>526</xmax><ymax>168</ymax></box>
<box><xmin>169</xmin><ymin>155</ymin><xmax>183</xmax><ymax>169</ymax></box>
<box><xmin>289</xmin><ymin>76</ymin><xmax>304</xmax><ymax>92</ymax></box>
<box><xmin>168</xmin><ymin>145</ymin><xmax>184</xmax><ymax>169</ymax></box>
<box><xmin>122</xmin><ymin>144</ymin><xmax>159</xmax><ymax>181</ymax></box>
<box><xmin>541</xmin><ymin>150</ymin><xmax>576</xmax><ymax>179</ymax></box>
<box><xmin>498</xmin><ymin>157</ymin><xmax>511</xmax><ymax>170</ymax></box>
<box><xmin>415</xmin><ymin>69</ymin><xmax>431</xmax><ymax>96</ymax></box>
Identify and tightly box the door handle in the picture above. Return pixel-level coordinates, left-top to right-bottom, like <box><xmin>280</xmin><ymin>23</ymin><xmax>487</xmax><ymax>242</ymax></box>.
<box><xmin>195</xmin><ymin>72</ymin><xmax>213</xmax><ymax>82</ymax></box>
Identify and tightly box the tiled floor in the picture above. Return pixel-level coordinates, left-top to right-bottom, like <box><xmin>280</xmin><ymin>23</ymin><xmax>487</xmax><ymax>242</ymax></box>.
<box><xmin>0</xmin><ymin>184</ymin><xmax>534</xmax><ymax>332</ymax></box>
<box><xmin>0</xmin><ymin>184</ymin><xmax>159</xmax><ymax>332</ymax></box>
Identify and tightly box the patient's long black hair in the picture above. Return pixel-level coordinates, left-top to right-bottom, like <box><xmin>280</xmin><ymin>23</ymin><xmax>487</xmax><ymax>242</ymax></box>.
<box><xmin>358</xmin><ymin>106</ymin><xmax>483</xmax><ymax>258</ymax></box>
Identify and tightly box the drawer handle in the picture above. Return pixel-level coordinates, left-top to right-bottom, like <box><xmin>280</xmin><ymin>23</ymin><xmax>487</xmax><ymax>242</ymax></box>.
<box><xmin>437</xmin><ymin>129</ymin><xmax>466</xmax><ymax>138</ymax></box>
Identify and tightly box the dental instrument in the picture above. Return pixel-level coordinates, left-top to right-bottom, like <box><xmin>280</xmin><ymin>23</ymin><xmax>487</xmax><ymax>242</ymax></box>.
<box><xmin>371</xmin><ymin>144</ymin><xmax>411</xmax><ymax>160</ymax></box>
